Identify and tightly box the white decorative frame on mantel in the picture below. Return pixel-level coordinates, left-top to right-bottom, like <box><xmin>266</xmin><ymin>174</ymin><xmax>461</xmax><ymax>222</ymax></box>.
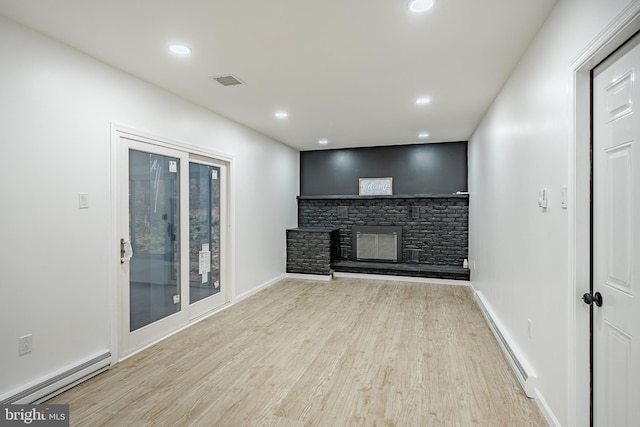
<box><xmin>359</xmin><ymin>177</ymin><xmax>393</xmax><ymax>196</ymax></box>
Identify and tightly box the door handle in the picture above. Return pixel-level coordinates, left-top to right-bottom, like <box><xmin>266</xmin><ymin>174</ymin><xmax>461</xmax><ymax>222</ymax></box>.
<box><xmin>582</xmin><ymin>292</ymin><xmax>603</xmax><ymax>307</ymax></box>
<box><xmin>120</xmin><ymin>239</ymin><xmax>133</xmax><ymax>264</ymax></box>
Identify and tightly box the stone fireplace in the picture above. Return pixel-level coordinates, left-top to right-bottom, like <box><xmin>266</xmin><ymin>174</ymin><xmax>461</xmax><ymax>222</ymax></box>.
<box><xmin>287</xmin><ymin>194</ymin><xmax>469</xmax><ymax>280</ymax></box>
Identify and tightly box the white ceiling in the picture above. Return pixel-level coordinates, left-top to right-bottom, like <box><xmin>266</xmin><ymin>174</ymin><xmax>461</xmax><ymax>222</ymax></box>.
<box><xmin>0</xmin><ymin>0</ymin><xmax>557</xmax><ymax>151</ymax></box>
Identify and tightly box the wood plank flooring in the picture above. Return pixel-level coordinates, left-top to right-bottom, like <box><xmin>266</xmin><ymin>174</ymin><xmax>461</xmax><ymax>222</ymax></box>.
<box><xmin>48</xmin><ymin>278</ymin><xmax>547</xmax><ymax>426</ymax></box>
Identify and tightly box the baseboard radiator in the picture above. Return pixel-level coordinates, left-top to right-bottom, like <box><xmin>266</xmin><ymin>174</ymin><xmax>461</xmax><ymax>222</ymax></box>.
<box><xmin>474</xmin><ymin>292</ymin><xmax>537</xmax><ymax>398</ymax></box>
<box><xmin>1</xmin><ymin>350</ymin><xmax>112</xmax><ymax>404</ymax></box>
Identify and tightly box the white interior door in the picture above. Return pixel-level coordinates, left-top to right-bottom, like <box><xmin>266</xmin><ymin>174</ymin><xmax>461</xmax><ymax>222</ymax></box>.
<box><xmin>116</xmin><ymin>132</ymin><xmax>230</xmax><ymax>358</ymax></box>
<box><xmin>592</xmin><ymin>32</ymin><xmax>640</xmax><ymax>426</ymax></box>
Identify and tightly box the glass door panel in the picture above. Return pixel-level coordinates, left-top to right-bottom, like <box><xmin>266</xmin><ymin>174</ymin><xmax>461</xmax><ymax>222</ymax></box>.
<box><xmin>129</xmin><ymin>149</ymin><xmax>181</xmax><ymax>331</ymax></box>
<box><xmin>189</xmin><ymin>162</ymin><xmax>221</xmax><ymax>304</ymax></box>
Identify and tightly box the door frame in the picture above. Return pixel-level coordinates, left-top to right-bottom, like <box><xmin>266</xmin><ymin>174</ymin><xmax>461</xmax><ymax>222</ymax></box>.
<box><xmin>109</xmin><ymin>123</ymin><xmax>235</xmax><ymax>361</ymax></box>
<box><xmin>569</xmin><ymin>5</ymin><xmax>640</xmax><ymax>426</ymax></box>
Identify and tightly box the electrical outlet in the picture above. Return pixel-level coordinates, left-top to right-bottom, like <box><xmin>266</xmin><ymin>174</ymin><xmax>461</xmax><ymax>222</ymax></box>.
<box><xmin>528</xmin><ymin>319</ymin><xmax>534</xmax><ymax>339</ymax></box>
<box><xmin>19</xmin><ymin>334</ymin><xmax>33</xmax><ymax>356</ymax></box>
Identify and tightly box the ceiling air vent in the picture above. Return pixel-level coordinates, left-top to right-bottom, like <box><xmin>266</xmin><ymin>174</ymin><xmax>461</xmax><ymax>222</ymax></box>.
<box><xmin>210</xmin><ymin>74</ymin><xmax>245</xmax><ymax>87</ymax></box>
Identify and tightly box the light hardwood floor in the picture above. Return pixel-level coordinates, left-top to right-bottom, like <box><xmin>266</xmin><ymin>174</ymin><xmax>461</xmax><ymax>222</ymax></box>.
<box><xmin>49</xmin><ymin>278</ymin><xmax>547</xmax><ymax>426</ymax></box>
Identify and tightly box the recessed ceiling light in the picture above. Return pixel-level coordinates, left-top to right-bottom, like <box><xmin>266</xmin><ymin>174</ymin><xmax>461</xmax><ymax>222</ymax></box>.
<box><xmin>169</xmin><ymin>44</ymin><xmax>192</xmax><ymax>55</ymax></box>
<box><xmin>416</xmin><ymin>97</ymin><xmax>431</xmax><ymax>105</ymax></box>
<box><xmin>408</xmin><ymin>0</ymin><xmax>436</xmax><ymax>13</ymax></box>
<box><xmin>318</xmin><ymin>139</ymin><xmax>328</xmax><ymax>145</ymax></box>
<box><xmin>418</xmin><ymin>132</ymin><xmax>430</xmax><ymax>139</ymax></box>
<box><xmin>275</xmin><ymin>111</ymin><xmax>288</xmax><ymax>119</ymax></box>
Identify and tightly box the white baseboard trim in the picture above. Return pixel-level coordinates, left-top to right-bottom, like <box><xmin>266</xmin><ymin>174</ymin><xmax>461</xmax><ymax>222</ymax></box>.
<box><xmin>333</xmin><ymin>271</ymin><xmax>470</xmax><ymax>286</ymax></box>
<box><xmin>534</xmin><ymin>387</ymin><xmax>561</xmax><ymax>427</ymax></box>
<box><xmin>234</xmin><ymin>273</ymin><xmax>286</xmax><ymax>303</ymax></box>
<box><xmin>0</xmin><ymin>350</ymin><xmax>112</xmax><ymax>404</ymax></box>
<box><xmin>285</xmin><ymin>273</ymin><xmax>334</xmax><ymax>281</ymax></box>
<box><xmin>473</xmin><ymin>290</ymin><xmax>537</xmax><ymax>398</ymax></box>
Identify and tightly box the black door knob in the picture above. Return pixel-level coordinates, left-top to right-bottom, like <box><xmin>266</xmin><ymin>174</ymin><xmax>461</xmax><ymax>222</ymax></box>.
<box><xmin>582</xmin><ymin>292</ymin><xmax>603</xmax><ymax>307</ymax></box>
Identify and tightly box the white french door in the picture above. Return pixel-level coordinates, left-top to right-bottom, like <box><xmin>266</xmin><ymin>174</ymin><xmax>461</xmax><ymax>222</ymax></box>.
<box><xmin>591</xmin><ymin>32</ymin><xmax>640</xmax><ymax>426</ymax></box>
<box><xmin>116</xmin><ymin>132</ymin><xmax>229</xmax><ymax>358</ymax></box>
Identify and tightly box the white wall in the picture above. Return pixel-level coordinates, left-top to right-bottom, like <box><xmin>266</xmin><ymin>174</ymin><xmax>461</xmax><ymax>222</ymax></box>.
<box><xmin>0</xmin><ymin>16</ymin><xmax>298</xmax><ymax>398</ymax></box>
<box><xmin>469</xmin><ymin>0</ymin><xmax>636</xmax><ymax>425</ymax></box>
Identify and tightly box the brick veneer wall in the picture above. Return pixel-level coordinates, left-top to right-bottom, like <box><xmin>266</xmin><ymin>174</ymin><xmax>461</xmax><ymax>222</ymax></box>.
<box><xmin>286</xmin><ymin>228</ymin><xmax>339</xmax><ymax>275</ymax></box>
<box><xmin>297</xmin><ymin>195</ymin><xmax>468</xmax><ymax>266</ymax></box>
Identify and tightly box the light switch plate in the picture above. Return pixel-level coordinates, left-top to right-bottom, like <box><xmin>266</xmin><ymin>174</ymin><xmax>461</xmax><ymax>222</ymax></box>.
<box><xmin>561</xmin><ymin>186</ymin><xmax>568</xmax><ymax>209</ymax></box>
<box><xmin>538</xmin><ymin>188</ymin><xmax>548</xmax><ymax>208</ymax></box>
<box><xmin>78</xmin><ymin>193</ymin><xmax>89</xmax><ymax>209</ymax></box>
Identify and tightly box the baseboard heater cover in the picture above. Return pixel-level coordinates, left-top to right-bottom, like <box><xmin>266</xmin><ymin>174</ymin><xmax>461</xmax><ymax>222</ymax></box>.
<box><xmin>474</xmin><ymin>292</ymin><xmax>537</xmax><ymax>398</ymax></box>
<box><xmin>1</xmin><ymin>350</ymin><xmax>112</xmax><ymax>404</ymax></box>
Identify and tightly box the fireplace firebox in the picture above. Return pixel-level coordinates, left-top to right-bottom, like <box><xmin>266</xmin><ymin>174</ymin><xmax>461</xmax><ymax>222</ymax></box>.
<box><xmin>352</xmin><ymin>226</ymin><xmax>402</xmax><ymax>263</ymax></box>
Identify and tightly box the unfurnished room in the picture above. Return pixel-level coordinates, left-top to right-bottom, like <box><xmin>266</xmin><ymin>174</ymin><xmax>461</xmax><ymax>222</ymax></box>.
<box><xmin>1</xmin><ymin>1</ymin><xmax>639</xmax><ymax>426</ymax></box>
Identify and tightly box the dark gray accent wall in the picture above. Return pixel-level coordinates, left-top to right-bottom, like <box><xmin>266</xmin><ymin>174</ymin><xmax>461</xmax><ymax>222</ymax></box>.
<box><xmin>300</xmin><ymin>142</ymin><xmax>468</xmax><ymax>196</ymax></box>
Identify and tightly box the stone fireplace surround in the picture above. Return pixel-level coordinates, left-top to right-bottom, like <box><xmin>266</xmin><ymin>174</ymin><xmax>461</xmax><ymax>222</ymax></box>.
<box><xmin>287</xmin><ymin>194</ymin><xmax>469</xmax><ymax>280</ymax></box>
